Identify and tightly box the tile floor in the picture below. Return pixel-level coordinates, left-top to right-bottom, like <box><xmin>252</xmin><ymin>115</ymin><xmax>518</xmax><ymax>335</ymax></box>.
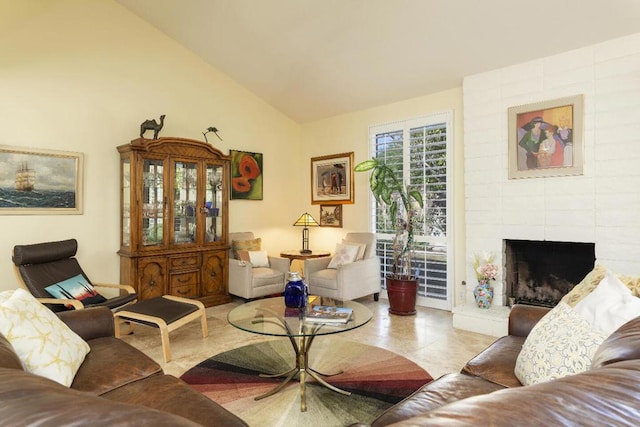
<box><xmin>120</xmin><ymin>296</ymin><xmax>496</xmax><ymax>380</ymax></box>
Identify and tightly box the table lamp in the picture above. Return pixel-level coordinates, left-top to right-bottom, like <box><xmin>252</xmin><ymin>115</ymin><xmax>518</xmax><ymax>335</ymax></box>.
<box><xmin>293</xmin><ymin>212</ymin><xmax>319</xmax><ymax>254</ymax></box>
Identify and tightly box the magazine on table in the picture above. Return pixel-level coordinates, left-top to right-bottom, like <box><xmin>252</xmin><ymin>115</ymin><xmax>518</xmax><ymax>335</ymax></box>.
<box><xmin>305</xmin><ymin>305</ymin><xmax>353</xmax><ymax>323</ymax></box>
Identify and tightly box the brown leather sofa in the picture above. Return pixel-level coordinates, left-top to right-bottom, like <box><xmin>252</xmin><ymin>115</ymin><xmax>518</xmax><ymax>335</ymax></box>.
<box><xmin>363</xmin><ymin>305</ymin><xmax>640</xmax><ymax>426</ymax></box>
<box><xmin>0</xmin><ymin>306</ymin><xmax>247</xmax><ymax>427</ymax></box>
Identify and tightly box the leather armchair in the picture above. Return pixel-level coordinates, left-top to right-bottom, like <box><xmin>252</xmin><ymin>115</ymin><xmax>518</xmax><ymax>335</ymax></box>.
<box><xmin>304</xmin><ymin>232</ymin><xmax>381</xmax><ymax>301</ymax></box>
<box><xmin>228</xmin><ymin>232</ymin><xmax>290</xmax><ymax>300</ymax></box>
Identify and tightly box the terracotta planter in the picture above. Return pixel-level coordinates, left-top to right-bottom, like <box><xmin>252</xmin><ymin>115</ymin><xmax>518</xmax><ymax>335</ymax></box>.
<box><xmin>386</xmin><ymin>277</ymin><xmax>418</xmax><ymax>316</ymax></box>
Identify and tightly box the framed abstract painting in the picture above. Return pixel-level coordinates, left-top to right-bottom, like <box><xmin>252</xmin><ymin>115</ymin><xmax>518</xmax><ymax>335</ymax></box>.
<box><xmin>508</xmin><ymin>95</ymin><xmax>584</xmax><ymax>179</ymax></box>
<box><xmin>230</xmin><ymin>150</ymin><xmax>263</xmax><ymax>200</ymax></box>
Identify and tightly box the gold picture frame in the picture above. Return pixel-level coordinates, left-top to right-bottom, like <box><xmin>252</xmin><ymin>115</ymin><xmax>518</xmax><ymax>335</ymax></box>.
<box><xmin>311</xmin><ymin>152</ymin><xmax>354</xmax><ymax>204</ymax></box>
<box><xmin>0</xmin><ymin>145</ymin><xmax>83</xmax><ymax>214</ymax></box>
<box><xmin>508</xmin><ymin>95</ymin><xmax>584</xmax><ymax>179</ymax></box>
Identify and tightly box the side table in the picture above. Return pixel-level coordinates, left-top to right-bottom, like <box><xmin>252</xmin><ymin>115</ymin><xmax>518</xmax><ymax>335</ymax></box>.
<box><xmin>280</xmin><ymin>250</ymin><xmax>330</xmax><ymax>277</ymax></box>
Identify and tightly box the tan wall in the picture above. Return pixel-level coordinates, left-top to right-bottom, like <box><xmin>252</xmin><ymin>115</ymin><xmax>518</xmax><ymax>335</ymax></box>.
<box><xmin>0</xmin><ymin>0</ymin><xmax>465</xmax><ymax>307</ymax></box>
<box><xmin>0</xmin><ymin>0</ymin><xmax>301</xmax><ymax>291</ymax></box>
<box><xmin>300</xmin><ymin>88</ymin><xmax>465</xmax><ymax>306</ymax></box>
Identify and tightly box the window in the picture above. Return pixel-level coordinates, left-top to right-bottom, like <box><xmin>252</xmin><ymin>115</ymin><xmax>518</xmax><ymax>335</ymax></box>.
<box><xmin>369</xmin><ymin>112</ymin><xmax>452</xmax><ymax>310</ymax></box>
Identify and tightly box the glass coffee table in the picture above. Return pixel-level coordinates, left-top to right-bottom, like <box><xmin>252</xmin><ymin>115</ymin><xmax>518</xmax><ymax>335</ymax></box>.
<box><xmin>227</xmin><ymin>296</ymin><xmax>373</xmax><ymax>411</ymax></box>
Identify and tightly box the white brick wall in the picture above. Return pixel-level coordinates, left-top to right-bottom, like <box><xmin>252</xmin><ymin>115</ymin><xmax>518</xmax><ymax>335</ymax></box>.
<box><xmin>463</xmin><ymin>32</ymin><xmax>640</xmax><ymax>309</ymax></box>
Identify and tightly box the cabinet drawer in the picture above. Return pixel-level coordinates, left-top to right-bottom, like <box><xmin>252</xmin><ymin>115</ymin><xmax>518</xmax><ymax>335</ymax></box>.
<box><xmin>169</xmin><ymin>255</ymin><xmax>200</xmax><ymax>270</ymax></box>
<box><xmin>170</xmin><ymin>271</ymin><xmax>198</xmax><ymax>297</ymax></box>
<box><xmin>171</xmin><ymin>283</ymin><xmax>198</xmax><ymax>298</ymax></box>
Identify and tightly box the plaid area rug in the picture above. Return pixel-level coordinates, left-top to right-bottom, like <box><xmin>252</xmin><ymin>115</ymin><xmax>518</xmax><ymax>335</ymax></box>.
<box><xmin>180</xmin><ymin>337</ymin><xmax>432</xmax><ymax>427</ymax></box>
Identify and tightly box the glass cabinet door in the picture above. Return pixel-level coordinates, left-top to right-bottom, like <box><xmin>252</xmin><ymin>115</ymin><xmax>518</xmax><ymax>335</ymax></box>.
<box><xmin>205</xmin><ymin>164</ymin><xmax>224</xmax><ymax>242</ymax></box>
<box><xmin>174</xmin><ymin>161</ymin><xmax>198</xmax><ymax>245</ymax></box>
<box><xmin>142</xmin><ymin>159</ymin><xmax>165</xmax><ymax>247</ymax></box>
<box><xmin>121</xmin><ymin>157</ymin><xmax>131</xmax><ymax>248</ymax></box>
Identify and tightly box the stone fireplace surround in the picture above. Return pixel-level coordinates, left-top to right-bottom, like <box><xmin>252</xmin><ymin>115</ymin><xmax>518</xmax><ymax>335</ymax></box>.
<box><xmin>453</xmin><ymin>33</ymin><xmax>640</xmax><ymax>336</ymax></box>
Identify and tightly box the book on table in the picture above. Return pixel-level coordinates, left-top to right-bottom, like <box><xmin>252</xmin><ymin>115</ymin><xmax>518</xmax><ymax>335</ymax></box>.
<box><xmin>305</xmin><ymin>305</ymin><xmax>353</xmax><ymax>323</ymax></box>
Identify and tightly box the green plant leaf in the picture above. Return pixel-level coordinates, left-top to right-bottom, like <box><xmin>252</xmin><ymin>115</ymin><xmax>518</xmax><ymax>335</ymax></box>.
<box><xmin>408</xmin><ymin>190</ymin><xmax>424</xmax><ymax>208</ymax></box>
<box><xmin>354</xmin><ymin>159</ymin><xmax>378</xmax><ymax>172</ymax></box>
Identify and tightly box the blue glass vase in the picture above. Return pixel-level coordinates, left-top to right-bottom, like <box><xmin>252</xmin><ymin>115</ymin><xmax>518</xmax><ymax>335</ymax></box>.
<box><xmin>284</xmin><ymin>272</ymin><xmax>307</xmax><ymax>308</ymax></box>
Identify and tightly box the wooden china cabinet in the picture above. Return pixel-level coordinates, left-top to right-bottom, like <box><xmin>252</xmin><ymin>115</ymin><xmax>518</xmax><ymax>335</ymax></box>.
<box><xmin>117</xmin><ymin>137</ymin><xmax>231</xmax><ymax>307</ymax></box>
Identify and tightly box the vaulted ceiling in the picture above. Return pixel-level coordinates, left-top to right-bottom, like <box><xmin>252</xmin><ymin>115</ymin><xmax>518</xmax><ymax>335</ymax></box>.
<box><xmin>116</xmin><ymin>0</ymin><xmax>640</xmax><ymax>123</ymax></box>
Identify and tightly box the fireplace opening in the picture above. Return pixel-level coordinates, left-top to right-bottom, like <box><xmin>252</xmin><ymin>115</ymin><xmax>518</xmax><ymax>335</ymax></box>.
<box><xmin>505</xmin><ymin>240</ymin><xmax>595</xmax><ymax>308</ymax></box>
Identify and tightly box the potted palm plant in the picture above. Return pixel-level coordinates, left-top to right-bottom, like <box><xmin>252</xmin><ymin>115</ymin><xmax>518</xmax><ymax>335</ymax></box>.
<box><xmin>354</xmin><ymin>158</ymin><xmax>424</xmax><ymax>315</ymax></box>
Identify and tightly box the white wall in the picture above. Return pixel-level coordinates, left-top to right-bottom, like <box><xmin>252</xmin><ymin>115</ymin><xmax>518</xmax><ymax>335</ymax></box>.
<box><xmin>464</xmin><ymin>32</ymin><xmax>640</xmax><ymax>307</ymax></box>
<box><xmin>0</xmin><ymin>0</ymin><xmax>301</xmax><ymax>292</ymax></box>
<box><xmin>301</xmin><ymin>88</ymin><xmax>465</xmax><ymax>306</ymax></box>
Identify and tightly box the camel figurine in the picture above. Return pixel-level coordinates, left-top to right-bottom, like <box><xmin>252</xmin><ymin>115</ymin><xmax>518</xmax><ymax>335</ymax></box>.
<box><xmin>140</xmin><ymin>114</ymin><xmax>166</xmax><ymax>139</ymax></box>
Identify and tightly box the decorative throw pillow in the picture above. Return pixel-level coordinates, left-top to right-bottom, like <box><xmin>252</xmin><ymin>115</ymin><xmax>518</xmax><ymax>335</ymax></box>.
<box><xmin>45</xmin><ymin>274</ymin><xmax>107</xmax><ymax>306</ymax></box>
<box><xmin>237</xmin><ymin>250</ymin><xmax>251</xmax><ymax>262</ymax></box>
<box><xmin>328</xmin><ymin>243</ymin><xmax>359</xmax><ymax>269</ymax></box>
<box><xmin>514</xmin><ymin>302</ymin><xmax>608</xmax><ymax>386</ymax></box>
<box><xmin>573</xmin><ymin>270</ymin><xmax>640</xmax><ymax>335</ymax></box>
<box><xmin>342</xmin><ymin>239</ymin><xmax>366</xmax><ymax>261</ymax></box>
<box><xmin>232</xmin><ymin>238</ymin><xmax>261</xmax><ymax>259</ymax></box>
<box><xmin>248</xmin><ymin>250</ymin><xmax>270</xmax><ymax>268</ymax></box>
<box><xmin>562</xmin><ymin>264</ymin><xmax>640</xmax><ymax>307</ymax></box>
<box><xmin>0</xmin><ymin>288</ymin><xmax>90</xmax><ymax>387</ymax></box>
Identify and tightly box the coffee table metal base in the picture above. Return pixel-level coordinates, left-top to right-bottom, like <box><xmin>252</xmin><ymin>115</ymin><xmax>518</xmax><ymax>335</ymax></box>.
<box><xmin>253</xmin><ymin>322</ymin><xmax>350</xmax><ymax>411</ymax></box>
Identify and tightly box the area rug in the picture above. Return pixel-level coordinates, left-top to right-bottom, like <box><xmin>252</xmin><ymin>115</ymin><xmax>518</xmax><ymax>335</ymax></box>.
<box><xmin>180</xmin><ymin>337</ymin><xmax>432</xmax><ymax>427</ymax></box>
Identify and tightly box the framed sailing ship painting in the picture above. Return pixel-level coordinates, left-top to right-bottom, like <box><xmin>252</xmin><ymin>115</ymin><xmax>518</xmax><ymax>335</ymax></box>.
<box><xmin>0</xmin><ymin>145</ymin><xmax>83</xmax><ymax>214</ymax></box>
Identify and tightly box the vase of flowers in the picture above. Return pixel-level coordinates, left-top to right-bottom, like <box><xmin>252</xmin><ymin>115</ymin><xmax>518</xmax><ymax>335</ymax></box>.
<box><xmin>472</xmin><ymin>253</ymin><xmax>498</xmax><ymax>309</ymax></box>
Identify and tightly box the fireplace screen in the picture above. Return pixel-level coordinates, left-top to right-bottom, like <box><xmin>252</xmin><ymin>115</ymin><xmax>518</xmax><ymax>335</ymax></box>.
<box><xmin>505</xmin><ymin>240</ymin><xmax>595</xmax><ymax>308</ymax></box>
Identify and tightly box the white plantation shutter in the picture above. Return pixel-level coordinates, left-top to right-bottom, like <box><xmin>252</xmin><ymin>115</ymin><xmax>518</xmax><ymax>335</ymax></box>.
<box><xmin>369</xmin><ymin>112</ymin><xmax>453</xmax><ymax>310</ymax></box>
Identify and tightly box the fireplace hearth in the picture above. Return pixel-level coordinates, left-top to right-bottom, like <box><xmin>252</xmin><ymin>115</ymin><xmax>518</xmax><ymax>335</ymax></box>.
<box><xmin>505</xmin><ymin>240</ymin><xmax>595</xmax><ymax>308</ymax></box>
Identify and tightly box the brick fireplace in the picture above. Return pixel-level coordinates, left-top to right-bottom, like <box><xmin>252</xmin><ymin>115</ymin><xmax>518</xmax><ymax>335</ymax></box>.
<box><xmin>453</xmin><ymin>33</ymin><xmax>640</xmax><ymax>336</ymax></box>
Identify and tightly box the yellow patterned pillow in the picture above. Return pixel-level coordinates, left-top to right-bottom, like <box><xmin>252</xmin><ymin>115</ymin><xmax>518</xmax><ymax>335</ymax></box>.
<box><xmin>0</xmin><ymin>288</ymin><xmax>90</xmax><ymax>387</ymax></box>
<box><xmin>231</xmin><ymin>238</ymin><xmax>261</xmax><ymax>259</ymax></box>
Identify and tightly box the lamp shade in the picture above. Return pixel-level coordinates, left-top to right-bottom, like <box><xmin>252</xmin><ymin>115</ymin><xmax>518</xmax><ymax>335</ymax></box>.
<box><xmin>293</xmin><ymin>212</ymin><xmax>319</xmax><ymax>227</ymax></box>
<box><xmin>293</xmin><ymin>212</ymin><xmax>319</xmax><ymax>253</ymax></box>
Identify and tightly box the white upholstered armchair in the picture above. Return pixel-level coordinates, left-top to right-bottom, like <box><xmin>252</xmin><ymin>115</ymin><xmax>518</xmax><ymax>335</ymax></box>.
<box><xmin>228</xmin><ymin>232</ymin><xmax>291</xmax><ymax>300</ymax></box>
<box><xmin>304</xmin><ymin>232</ymin><xmax>381</xmax><ymax>301</ymax></box>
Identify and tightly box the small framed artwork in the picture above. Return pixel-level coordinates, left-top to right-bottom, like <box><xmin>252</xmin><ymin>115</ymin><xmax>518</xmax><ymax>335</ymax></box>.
<box><xmin>0</xmin><ymin>145</ymin><xmax>83</xmax><ymax>214</ymax></box>
<box><xmin>319</xmin><ymin>204</ymin><xmax>342</xmax><ymax>227</ymax></box>
<box><xmin>311</xmin><ymin>152</ymin><xmax>354</xmax><ymax>204</ymax></box>
<box><xmin>230</xmin><ymin>150</ymin><xmax>263</xmax><ymax>200</ymax></box>
<box><xmin>508</xmin><ymin>95</ymin><xmax>584</xmax><ymax>179</ymax></box>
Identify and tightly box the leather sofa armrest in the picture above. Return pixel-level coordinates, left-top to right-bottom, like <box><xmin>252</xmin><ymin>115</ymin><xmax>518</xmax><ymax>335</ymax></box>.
<box><xmin>57</xmin><ymin>306</ymin><xmax>115</xmax><ymax>341</ymax></box>
<box><xmin>508</xmin><ymin>304</ymin><xmax>551</xmax><ymax>337</ymax></box>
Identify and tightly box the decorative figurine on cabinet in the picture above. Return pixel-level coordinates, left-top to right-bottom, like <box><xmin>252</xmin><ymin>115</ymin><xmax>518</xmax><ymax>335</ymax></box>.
<box><xmin>139</xmin><ymin>114</ymin><xmax>166</xmax><ymax>139</ymax></box>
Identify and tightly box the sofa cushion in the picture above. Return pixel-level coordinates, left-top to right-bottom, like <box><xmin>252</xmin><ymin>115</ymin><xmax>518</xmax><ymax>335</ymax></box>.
<box><xmin>308</xmin><ymin>268</ymin><xmax>338</xmax><ymax>290</ymax></box>
<box><xmin>371</xmin><ymin>373</ymin><xmax>505</xmax><ymax>427</ymax></box>
<box><xmin>102</xmin><ymin>373</ymin><xmax>248</xmax><ymax>426</ymax></box>
<box><xmin>514</xmin><ymin>302</ymin><xmax>608</xmax><ymax>386</ymax></box>
<box><xmin>0</xmin><ymin>288</ymin><xmax>90</xmax><ymax>387</ymax></box>
<box><xmin>386</xmin><ymin>360</ymin><xmax>640</xmax><ymax>427</ymax></box>
<box><xmin>71</xmin><ymin>336</ymin><xmax>162</xmax><ymax>395</ymax></box>
<box><xmin>0</xmin><ymin>367</ymin><xmax>201</xmax><ymax>426</ymax></box>
<box><xmin>462</xmin><ymin>335</ymin><xmax>525</xmax><ymax>388</ymax></box>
